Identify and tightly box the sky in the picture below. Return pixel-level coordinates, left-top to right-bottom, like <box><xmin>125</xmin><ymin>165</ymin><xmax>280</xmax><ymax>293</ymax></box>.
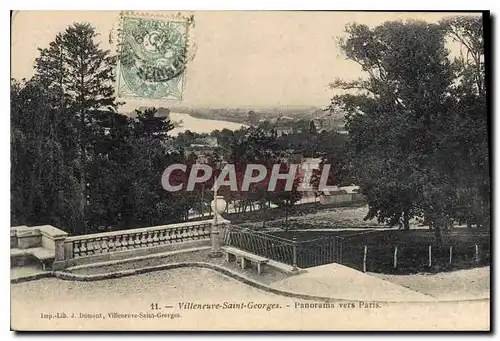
<box><xmin>11</xmin><ymin>11</ymin><xmax>478</xmax><ymax>112</ymax></box>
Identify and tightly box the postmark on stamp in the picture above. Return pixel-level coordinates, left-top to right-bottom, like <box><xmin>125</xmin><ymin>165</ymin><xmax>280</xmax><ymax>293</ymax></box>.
<box><xmin>116</xmin><ymin>13</ymin><xmax>194</xmax><ymax>100</ymax></box>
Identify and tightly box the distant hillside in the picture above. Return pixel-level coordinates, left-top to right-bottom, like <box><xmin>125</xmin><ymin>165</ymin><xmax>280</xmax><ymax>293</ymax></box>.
<box><xmin>129</xmin><ymin>105</ymin><xmax>347</xmax><ymax>131</ymax></box>
<box><xmin>168</xmin><ymin>106</ymin><xmax>345</xmax><ymax>126</ymax></box>
<box><xmin>133</xmin><ymin>107</ymin><xmax>171</xmax><ymax>117</ymax></box>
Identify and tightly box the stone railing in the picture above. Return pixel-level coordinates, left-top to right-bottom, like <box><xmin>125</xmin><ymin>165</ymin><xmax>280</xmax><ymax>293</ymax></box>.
<box><xmin>12</xmin><ymin>219</ymin><xmax>224</xmax><ymax>270</ymax></box>
<box><xmin>11</xmin><ymin>225</ymin><xmax>68</xmax><ymax>260</ymax></box>
<box><xmin>64</xmin><ymin>220</ymin><xmax>212</xmax><ymax>259</ymax></box>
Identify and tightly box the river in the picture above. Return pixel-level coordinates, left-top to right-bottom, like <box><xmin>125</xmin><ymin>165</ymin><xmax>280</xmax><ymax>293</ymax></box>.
<box><xmin>168</xmin><ymin>112</ymin><xmax>248</xmax><ymax>136</ymax></box>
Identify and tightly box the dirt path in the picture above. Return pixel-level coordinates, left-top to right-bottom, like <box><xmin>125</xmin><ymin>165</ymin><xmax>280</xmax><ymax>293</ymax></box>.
<box><xmin>372</xmin><ymin>267</ymin><xmax>490</xmax><ymax>300</ymax></box>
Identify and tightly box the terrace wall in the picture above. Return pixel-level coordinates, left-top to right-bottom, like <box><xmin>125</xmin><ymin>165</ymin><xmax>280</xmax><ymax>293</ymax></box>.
<box><xmin>11</xmin><ymin>219</ymin><xmax>225</xmax><ymax>270</ymax></box>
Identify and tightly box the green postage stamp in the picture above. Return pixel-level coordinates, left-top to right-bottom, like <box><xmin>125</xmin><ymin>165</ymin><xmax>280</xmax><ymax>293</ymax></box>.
<box><xmin>117</xmin><ymin>12</ymin><xmax>193</xmax><ymax>100</ymax></box>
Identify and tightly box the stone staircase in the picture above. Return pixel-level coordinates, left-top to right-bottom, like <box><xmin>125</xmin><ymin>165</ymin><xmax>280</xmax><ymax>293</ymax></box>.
<box><xmin>11</xmin><ymin>225</ymin><xmax>67</xmax><ymax>271</ymax></box>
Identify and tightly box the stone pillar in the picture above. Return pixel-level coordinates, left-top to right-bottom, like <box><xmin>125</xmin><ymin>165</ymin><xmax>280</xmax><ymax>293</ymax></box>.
<box><xmin>38</xmin><ymin>225</ymin><xmax>69</xmax><ymax>261</ymax></box>
<box><xmin>64</xmin><ymin>242</ymin><xmax>74</xmax><ymax>260</ymax></box>
<box><xmin>209</xmin><ymin>221</ymin><xmax>222</xmax><ymax>257</ymax></box>
<box><xmin>209</xmin><ymin>194</ymin><xmax>227</xmax><ymax>258</ymax></box>
<box><xmin>14</xmin><ymin>226</ymin><xmax>42</xmax><ymax>249</ymax></box>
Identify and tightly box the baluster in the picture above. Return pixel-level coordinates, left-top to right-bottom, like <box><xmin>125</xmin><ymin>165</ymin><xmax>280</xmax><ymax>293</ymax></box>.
<box><xmin>114</xmin><ymin>235</ymin><xmax>122</xmax><ymax>251</ymax></box>
<box><xmin>101</xmin><ymin>237</ymin><xmax>109</xmax><ymax>254</ymax></box>
<box><xmin>169</xmin><ymin>227</ymin><xmax>178</xmax><ymax>243</ymax></box>
<box><xmin>80</xmin><ymin>240</ymin><xmax>88</xmax><ymax>256</ymax></box>
<box><xmin>92</xmin><ymin>238</ymin><xmax>99</xmax><ymax>254</ymax></box>
<box><xmin>140</xmin><ymin>232</ymin><xmax>148</xmax><ymax>247</ymax></box>
<box><xmin>187</xmin><ymin>226</ymin><xmax>194</xmax><ymax>240</ymax></box>
<box><xmin>134</xmin><ymin>233</ymin><xmax>141</xmax><ymax>248</ymax></box>
<box><xmin>145</xmin><ymin>231</ymin><xmax>154</xmax><ymax>246</ymax></box>
<box><xmin>121</xmin><ymin>234</ymin><xmax>129</xmax><ymax>249</ymax></box>
<box><xmin>107</xmin><ymin>236</ymin><xmax>114</xmax><ymax>253</ymax></box>
<box><xmin>94</xmin><ymin>238</ymin><xmax>100</xmax><ymax>254</ymax></box>
<box><xmin>73</xmin><ymin>241</ymin><xmax>81</xmax><ymax>258</ymax></box>
<box><xmin>191</xmin><ymin>225</ymin><xmax>199</xmax><ymax>240</ymax></box>
<box><xmin>165</xmin><ymin>229</ymin><xmax>172</xmax><ymax>244</ymax></box>
<box><xmin>86</xmin><ymin>238</ymin><xmax>95</xmax><ymax>255</ymax></box>
<box><xmin>101</xmin><ymin>237</ymin><xmax>107</xmax><ymax>254</ymax></box>
<box><xmin>158</xmin><ymin>230</ymin><xmax>166</xmax><ymax>245</ymax></box>
<box><xmin>176</xmin><ymin>227</ymin><xmax>183</xmax><ymax>242</ymax></box>
<box><xmin>152</xmin><ymin>231</ymin><xmax>159</xmax><ymax>245</ymax></box>
<box><xmin>128</xmin><ymin>234</ymin><xmax>135</xmax><ymax>249</ymax></box>
<box><xmin>128</xmin><ymin>233</ymin><xmax>135</xmax><ymax>249</ymax></box>
<box><xmin>178</xmin><ymin>227</ymin><xmax>185</xmax><ymax>242</ymax></box>
<box><xmin>94</xmin><ymin>237</ymin><xmax>102</xmax><ymax>254</ymax></box>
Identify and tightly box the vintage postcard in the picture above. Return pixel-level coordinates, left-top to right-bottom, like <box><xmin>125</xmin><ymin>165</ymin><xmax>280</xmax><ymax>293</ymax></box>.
<box><xmin>10</xmin><ymin>10</ymin><xmax>490</xmax><ymax>331</ymax></box>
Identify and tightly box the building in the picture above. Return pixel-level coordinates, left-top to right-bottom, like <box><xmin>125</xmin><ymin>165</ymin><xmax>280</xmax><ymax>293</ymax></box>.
<box><xmin>275</xmin><ymin>116</ymin><xmax>295</xmax><ymax>137</ymax></box>
<box><xmin>297</xmin><ymin>157</ymin><xmax>322</xmax><ymax>198</ymax></box>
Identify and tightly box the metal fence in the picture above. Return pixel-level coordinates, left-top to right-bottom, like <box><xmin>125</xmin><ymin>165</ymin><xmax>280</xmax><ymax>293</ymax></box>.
<box><xmin>341</xmin><ymin>241</ymin><xmax>490</xmax><ymax>274</ymax></box>
<box><xmin>222</xmin><ymin>225</ymin><xmax>343</xmax><ymax>269</ymax></box>
<box><xmin>222</xmin><ymin>225</ymin><xmax>295</xmax><ymax>265</ymax></box>
<box><xmin>296</xmin><ymin>236</ymin><xmax>343</xmax><ymax>268</ymax></box>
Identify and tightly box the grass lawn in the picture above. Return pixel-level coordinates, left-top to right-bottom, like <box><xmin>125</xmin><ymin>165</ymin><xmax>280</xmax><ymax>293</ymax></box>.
<box><xmin>228</xmin><ymin>203</ymin><xmax>375</xmax><ymax>228</ymax></box>
<box><xmin>271</xmin><ymin>228</ymin><xmax>489</xmax><ymax>244</ymax></box>
<box><xmin>270</xmin><ymin>228</ymin><xmax>490</xmax><ymax>274</ymax></box>
<box><xmin>228</xmin><ymin>205</ymin><xmax>490</xmax><ymax>274</ymax></box>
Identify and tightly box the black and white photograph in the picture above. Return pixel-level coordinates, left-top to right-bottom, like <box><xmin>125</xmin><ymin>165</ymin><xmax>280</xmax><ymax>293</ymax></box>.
<box><xmin>8</xmin><ymin>9</ymin><xmax>491</xmax><ymax>331</ymax></box>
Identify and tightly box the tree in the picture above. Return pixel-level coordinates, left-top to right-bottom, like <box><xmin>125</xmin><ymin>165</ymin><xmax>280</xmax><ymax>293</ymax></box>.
<box><xmin>310</xmin><ymin>130</ymin><xmax>350</xmax><ymax>195</ymax></box>
<box><xmin>33</xmin><ymin>22</ymin><xmax>120</xmax><ymax>233</ymax></box>
<box><xmin>330</xmin><ymin>20</ymin><xmax>459</xmax><ymax>241</ymax></box>
<box><xmin>309</xmin><ymin>120</ymin><xmax>317</xmax><ymax>135</ymax></box>
<box><xmin>440</xmin><ymin>16</ymin><xmax>489</xmax><ymax>229</ymax></box>
<box><xmin>269</xmin><ymin>162</ymin><xmax>303</xmax><ymax>230</ymax></box>
<box><xmin>222</xmin><ymin>127</ymin><xmax>280</xmax><ymax>221</ymax></box>
<box><xmin>248</xmin><ymin>110</ymin><xmax>258</xmax><ymax>125</ymax></box>
<box><xmin>13</xmin><ymin>23</ymin><xmax>204</xmax><ymax>234</ymax></box>
<box><xmin>11</xmin><ymin>79</ymin><xmax>81</xmax><ymax>230</ymax></box>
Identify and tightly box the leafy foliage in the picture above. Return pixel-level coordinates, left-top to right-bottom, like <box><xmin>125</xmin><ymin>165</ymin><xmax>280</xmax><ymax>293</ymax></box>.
<box><xmin>329</xmin><ymin>17</ymin><xmax>489</xmax><ymax>241</ymax></box>
<box><xmin>11</xmin><ymin>23</ymin><xmax>189</xmax><ymax>234</ymax></box>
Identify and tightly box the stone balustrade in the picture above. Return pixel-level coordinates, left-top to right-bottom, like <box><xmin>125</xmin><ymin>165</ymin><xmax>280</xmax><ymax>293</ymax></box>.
<box><xmin>64</xmin><ymin>220</ymin><xmax>212</xmax><ymax>259</ymax></box>
<box><xmin>11</xmin><ymin>219</ymin><xmax>225</xmax><ymax>270</ymax></box>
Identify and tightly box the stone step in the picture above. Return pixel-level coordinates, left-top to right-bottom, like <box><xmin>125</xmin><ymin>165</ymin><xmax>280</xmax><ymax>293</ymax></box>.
<box><xmin>11</xmin><ymin>247</ymin><xmax>55</xmax><ymax>269</ymax></box>
<box><xmin>11</xmin><ymin>248</ymin><xmax>34</xmax><ymax>267</ymax></box>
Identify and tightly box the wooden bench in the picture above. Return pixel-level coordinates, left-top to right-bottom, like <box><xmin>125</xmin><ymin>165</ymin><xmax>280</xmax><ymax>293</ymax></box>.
<box><xmin>11</xmin><ymin>247</ymin><xmax>55</xmax><ymax>270</ymax></box>
<box><xmin>221</xmin><ymin>246</ymin><xmax>269</xmax><ymax>275</ymax></box>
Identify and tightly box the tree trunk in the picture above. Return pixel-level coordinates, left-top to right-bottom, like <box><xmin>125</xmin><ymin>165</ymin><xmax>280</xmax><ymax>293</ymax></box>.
<box><xmin>262</xmin><ymin>204</ymin><xmax>267</xmax><ymax>229</ymax></box>
<box><xmin>403</xmin><ymin>210</ymin><xmax>410</xmax><ymax>230</ymax></box>
<box><xmin>200</xmin><ymin>185</ymin><xmax>204</xmax><ymax>217</ymax></box>
<box><xmin>434</xmin><ymin>224</ymin><xmax>443</xmax><ymax>246</ymax></box>
<box><xmin>481</xmin><ymin>216</ymin><xmax>490</xmax><ymax>230</ymax></box>
<box><xmin>78</xmin><ymin>141</ymin><xmax>86</xmax><ymax>232</ymax></box>
<box><xmin>285</xmin><ymin>205</ymin><xmax>289</xmax><ymax>231</ymax></box>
